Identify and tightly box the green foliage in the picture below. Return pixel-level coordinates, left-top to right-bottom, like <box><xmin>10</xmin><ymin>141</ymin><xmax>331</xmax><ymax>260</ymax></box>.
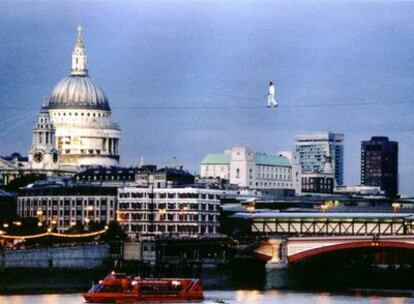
<box><xmin>102</xmin><ymin>221</ymin><xmax>127</xmax><ymax>242</ymax></box>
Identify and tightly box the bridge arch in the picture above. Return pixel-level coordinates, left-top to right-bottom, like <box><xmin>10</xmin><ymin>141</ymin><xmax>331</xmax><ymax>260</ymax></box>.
<box><xmin>288</xmin><ymin>241</ymin><xmax>414</xmax><ymax>263</ymax></box>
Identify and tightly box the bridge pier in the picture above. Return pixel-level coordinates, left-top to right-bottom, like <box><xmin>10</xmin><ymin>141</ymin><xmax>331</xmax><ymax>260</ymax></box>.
<box><xmin>265</xmin><ymin>239</ymin><xmax>291</xmax><ymax>289</ymax></box>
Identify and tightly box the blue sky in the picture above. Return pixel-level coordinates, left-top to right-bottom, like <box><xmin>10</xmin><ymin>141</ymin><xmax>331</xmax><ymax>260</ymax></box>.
<box><xmin>0</xmin><ymin>1</ymin><xmax>413</xmax><ymax>194</ymax></box>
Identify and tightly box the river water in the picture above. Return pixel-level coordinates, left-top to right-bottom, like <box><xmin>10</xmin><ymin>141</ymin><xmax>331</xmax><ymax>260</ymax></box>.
<box><xmin>0</xmin><ymin>290</ymin><xmax>412</xmax><ymax>304</ymax></box>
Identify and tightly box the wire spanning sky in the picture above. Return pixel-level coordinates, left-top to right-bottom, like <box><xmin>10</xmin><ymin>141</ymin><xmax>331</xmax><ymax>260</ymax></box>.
<box><xmin>0</xmin><ymin>1</ymin><xmax>413</xmax><ymax>194</ymax></box>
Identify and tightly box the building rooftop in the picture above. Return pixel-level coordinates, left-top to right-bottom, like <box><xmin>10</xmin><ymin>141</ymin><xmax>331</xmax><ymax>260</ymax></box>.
<box><xmin>254</xmin><ymin>153</ymin><xmax>290</xmax><ymax>167</ymax></box>
<box><xmin>201</xmin><ymin>154</ymin><xmax>231</xmax><ymax>165</ymax></box>
<box><xmin>201</xmin><ymin>153</ymin><xmax>290</xmax><ymax>167</ymax></box>
<box><xmin>233</xmin><ymin>211</ymin><xmax>414</xmax><ymax>220</ymax></box>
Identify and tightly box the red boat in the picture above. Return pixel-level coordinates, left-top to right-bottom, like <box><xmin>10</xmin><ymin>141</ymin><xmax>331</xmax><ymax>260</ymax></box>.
<box><xmin>82</xmin><ymin>272</ymin><xmax>204</xmax><ymax>303</ymax></box>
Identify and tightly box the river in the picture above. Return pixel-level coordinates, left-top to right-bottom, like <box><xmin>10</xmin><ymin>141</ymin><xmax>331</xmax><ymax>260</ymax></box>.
<box><xmin>0</xmin><ymin>290</ymin><xmax>412</xmax><ymax>304</ymax></box>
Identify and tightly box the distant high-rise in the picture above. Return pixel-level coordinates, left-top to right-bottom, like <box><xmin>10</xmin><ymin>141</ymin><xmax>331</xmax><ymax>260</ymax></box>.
<box><xmin>361</xmin><ymin>137</ymin><xmax>398</xmax><ymax>198</ymax></box>
<box><xmin>295</xmin><ymin>132</ymin><xmax>344</xmax><ymax>186</ymax></box>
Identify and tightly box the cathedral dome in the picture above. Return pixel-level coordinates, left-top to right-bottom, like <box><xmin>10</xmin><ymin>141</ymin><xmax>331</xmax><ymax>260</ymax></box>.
<box><xmin>48</xmin><ymin>75</ymin><xmax>110</xmax><ymax>111</ymax></box>
<box><xmin>48</xmin><ymin>26</ymin><xmax>110</xmax><ymax>111</ymax></box>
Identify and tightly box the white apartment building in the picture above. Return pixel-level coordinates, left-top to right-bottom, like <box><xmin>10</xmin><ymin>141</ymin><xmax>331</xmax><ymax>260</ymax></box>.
<box><xmin>118</xmin><ymin>187</ymin><xmax>225</xmax><ymax>239</ymax></box>
<box><xmin>200</xmin><ymin>147</ymin><xmax>297</xmax><ymax>194</ymax></box>
<box><xmin>17</xmin><ymin>183</ymin><xmax>117</xmax><ymax>232</ymax></box>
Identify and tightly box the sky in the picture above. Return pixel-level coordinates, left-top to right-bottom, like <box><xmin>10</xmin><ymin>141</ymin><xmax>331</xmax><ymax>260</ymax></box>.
<box><xmin>0</xmin><ymin>1</ymin><xmax>413</xmax><ymax>194</ymax></box>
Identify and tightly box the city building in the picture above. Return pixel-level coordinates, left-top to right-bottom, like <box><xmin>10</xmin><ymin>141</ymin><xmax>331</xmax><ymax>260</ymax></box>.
<box><xmin>295</xmin><ymin>132</ymin><xmax>344</xmax><ymax>187</ymax></box>
<box><xmin>361</xmin><ymin>136</ymin><xmax>398</xmax><ymax>198</ymax></box>
<box><xmin>301</xmin><ymin>153</ymin><xmax>335</xmax><ymax>194</ymax></box>
<box><xmin>0</xmin><ymin>153</ymin><xmax>29</xmax><ymax>185</ymax></box>
<box><xmin>278</xmin><ymin>151</ymin><xmax>302</xmax><ymax>195</ymax></box>
<box><xmin>0</xmin><ymin>26</ymin><xmax>121</xmax><ymax>186</ymax></box>
<box><xmin>28</xmin><ymin>103</ymin><xmax>60</xmax><ymax>171</ymax></box>
<box><xmin>17</xmin><ymin>181</ymin><xmax>117</xmax><ymax>232</ymax></box>
<box><xmin>47</xmin><ymin>26</ymin><xmax>121</xmax><ymax>167</ymax></box>
<box><xmin>149</xmin><ymin>167</ymin><xmax>195</xmax><ymax>188</ymax></box>
<box><xmin>118</xmin><ymin>186</ymin><xmax>224</xmax><ymax>239</ymax></box>
<box><xmin>73</xmin><ymin>165</ymin><xmax>156</xmax><ymax>187</ymax></box>
<box><xmin>200</xmin><ymin>147</ymin><xmax>296</xmax><ymax>195</ymax></box>
<box><xmin>334</xmin><ymin>185</ymin><xmax>384</xmax><ymax>196</ymax></box>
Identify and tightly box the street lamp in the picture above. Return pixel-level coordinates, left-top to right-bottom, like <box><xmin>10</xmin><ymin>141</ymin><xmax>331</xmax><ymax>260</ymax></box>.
<box><xmin>321</xmin><ymin>204</ymin><xmax>328</xmax><ymax>213</ymax></box>
<box><xmin>392</xmin><ymin>202</ymin><xmax>399</xmax><ymax>214</ymax></box>
<box><xmin>36</xmin><ymin>210</ymin><xmax>43</xmax><ymax>216</ymax></box>
<box><xmin>2</xmin><ymin>223</ymin><xmax>9</xmax><ymax>229</ymax></box>
<box><xmin>246</xmin><ymin>202</ymin><xmax>255</xmax><ymax>213</ymax></box>
<box><xmin>37</xmin><ymin>222</ymin><xmax>43</xmax><ymax>227</ymax></box>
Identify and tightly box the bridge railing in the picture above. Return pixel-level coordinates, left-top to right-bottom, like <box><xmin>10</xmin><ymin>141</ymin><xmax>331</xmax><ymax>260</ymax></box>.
<box><xmin>251</xmin><ymin>218</ymin><xmax>413</xmax><ymax>236</ymax></box>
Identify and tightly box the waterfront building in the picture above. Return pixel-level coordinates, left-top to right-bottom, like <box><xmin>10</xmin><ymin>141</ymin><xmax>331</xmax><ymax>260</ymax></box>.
<box><xmin>117</xmin><ymin>186</ymin><xmax>224</xmax><ymax>239</ymax></box>
<box><xmin>361</xmin><ymin>136</ymin><xmax>398</xmax><ymax>198</ymax></box>
<box><xmin>200</xmin><ymin>147</ymin><xmax>296</xmax><ymax>195</ymax></box>
<box><xmin>295</xmin><ymin>132</ymin><xmax>344</xmax><ymax>187</ymax></box>
<box><xmin>17</xmin><ymin>181</ymin><xmax>117</xmax><ymax>232</ymax></box>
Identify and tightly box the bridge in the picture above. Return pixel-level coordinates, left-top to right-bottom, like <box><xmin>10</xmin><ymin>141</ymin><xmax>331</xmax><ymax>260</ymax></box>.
<box><xmin>253</xmin><ymin>235</ymin><xmax>414</xmax><ymax>264</ymax></box>
<box><xmin>232</xmin><ymin>212</ymin><xmax>414</xmax><ymax>288</ymax></box>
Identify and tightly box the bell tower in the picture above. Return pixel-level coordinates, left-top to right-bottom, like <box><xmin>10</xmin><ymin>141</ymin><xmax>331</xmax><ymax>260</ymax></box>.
<box><xmin>28</xmin><ymin>102</ymin><xmax>60</xmax><ymax>170</ymax></box>
<box><xmin>71</xmin><ymin>25</ymin><xmax>88</xmax><ymax>76</ymax></box>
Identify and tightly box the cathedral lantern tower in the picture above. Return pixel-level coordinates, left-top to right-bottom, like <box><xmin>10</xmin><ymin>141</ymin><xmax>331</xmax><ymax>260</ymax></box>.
<box><xmin>47</xmin><ymin>26</ymin><xmax>121</xmax><ymax>168</ymax></box>
<box><xmin>28</xmin><ymin>102</ymin><xmax>59</xmax><ymax>170</ymax></box>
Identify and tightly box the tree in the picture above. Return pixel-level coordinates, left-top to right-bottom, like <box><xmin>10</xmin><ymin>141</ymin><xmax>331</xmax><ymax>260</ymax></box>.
<box><xmin>102</xmin><ymin>221</ymin><xmax>127</xmax><ymax>242</ymax></box>
<box><xmin>5</xmin><ymin>174</ymin><xmax>47</xmax><ymax>193</ymax></box>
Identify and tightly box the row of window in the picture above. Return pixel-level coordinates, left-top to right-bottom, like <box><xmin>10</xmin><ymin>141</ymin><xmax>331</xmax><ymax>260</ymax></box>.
<box><xmin>119</xmin><ymin>192</ymin><xmax>220</xmax><ymax>200</ymax></box>
<box><xmin>118</xmin><ymin>202</ymin><xmax>217</xmax><ymax>211</ymax></box>
<box><xmin>51</xmin><ymin>111</ymin><xmax>109</xmax><ymax>118</ymax></box>
<box><xmin>21</xmin><ymin>209</ymin><xmax>112</xmax><ymax>218</ymax></box>
<box><xmin>18</xmin><ymin>199</ymin><xmax>114</xmax><ymax>207</ymax></box>
<box><xmin>123</xmin><ymin>212</ymin><xmax>216</xmax><ymax>222</ymax></box>
<box><xmin>124</xmin><ymin>224</ymin><xmax>216</xmax><ymax>234</ymax></box>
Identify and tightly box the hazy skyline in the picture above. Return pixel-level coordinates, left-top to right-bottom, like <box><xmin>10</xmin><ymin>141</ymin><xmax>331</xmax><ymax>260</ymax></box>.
<box><xmin>0</xmin><ymin>1</ymin><xmax>413</xmax><ymax>194</ymax></box>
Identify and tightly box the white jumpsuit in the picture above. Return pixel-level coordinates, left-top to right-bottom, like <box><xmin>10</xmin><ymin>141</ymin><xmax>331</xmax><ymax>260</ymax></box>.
<box><xmin>267</xmin><ymin>84</ymin><xmax>278</xmax><ymax>107</ymax></box>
